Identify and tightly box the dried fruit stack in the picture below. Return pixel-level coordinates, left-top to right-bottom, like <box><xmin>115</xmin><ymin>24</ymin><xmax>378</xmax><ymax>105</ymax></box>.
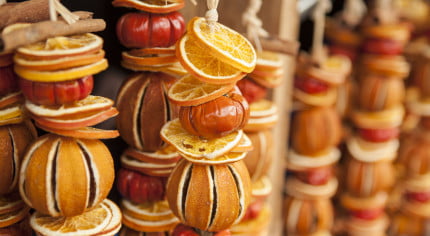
<box><xmin>161</xmin><ymin>16</ymin><xmax>257</xmax><ymax>235</ymax></box>
<box><xmin>341</xmin><ymin>9</ymin><xmax>411</xmax><ymax>235</ymax></box>
<box><xmin>0</xmin><ymin>51</ymin><xmax>36</xmax><ymax>235</ymax></box>
<box><xmin>14</xmin><ymin>31</ymin><xmax>122</xmax><ymax>235</ymax></box>
<box><xmin>112</xmin><ymin>0</ymin><xmax>186</xmax><ymax>234</ymax></box>
<box><xmin>389</xmin><ymin>45</ymin><xmax>430</xmax><ymax>235</ymax></box>
<box><xmin>285</xmin><ymin>52</ymin><xmax>350</xmax><ymax>235</ymax></box>
<box><xmin>230</xmin><ymin>51</ymin><xmax>284</xmax><ymax>236</ymax></box>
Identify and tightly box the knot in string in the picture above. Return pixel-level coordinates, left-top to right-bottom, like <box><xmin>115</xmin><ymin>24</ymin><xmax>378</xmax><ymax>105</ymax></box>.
<box><xmin>242</xmin><ymin>0</ymin><xmax>268</xmax><ymax>52</ymax></box>
<box><xmin>205</xmin><ymin>0</ymin><xmax>219</xmax><ymax>30</ymax></box>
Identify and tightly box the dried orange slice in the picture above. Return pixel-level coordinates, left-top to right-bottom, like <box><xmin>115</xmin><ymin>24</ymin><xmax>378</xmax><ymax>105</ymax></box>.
<box><xmin>181</xmin><ymin>151</ymin><xmax>247</xmax><ymax>165</ymax></box>
<box><xmin>16</xmin><ymin>33</ymin><xmax>103</xmax><ymax>60</ymax></box>
<box><xmin>244</xmin><ymin>113</ymin><xmax>278</xmax><ymax>132</ymax></box>
<box><xmin>35</xmin><ymin>124</ymin><xmax>120</xmax><ymax>139</ymax></box>
<box><xmin>249</xmin><ymin>99</ymin><xmax>277</xmax><ymax>118</ymax></box>
<box><xmin>15</xmin><ymin>59</ymin><xmax>108</xmax><ymax>82</ymax></box>
<box><xmin>125</xmin><ymin>145</ymin><xmax>180</xmax><ymax>164</ymax></box>
<box><xmin>112</xmin><ymin>0</ymin><xmax>185</xmax><ymax>13</ymax></box>
<box><xmin>168</xmin><ymin>74</ymin><xmax>235</xmax><ymax>106</ymax></box>
<box><xmin>177</xmin><ymin>35</ymin><xmax>245</xmax><ymax>84</ymax></box>
<box><xmin>122</xmin><ymin>209</ymin><xmax>178</xmax><ymax>232</ymax></box>
<box><xmin>249</xmin><ymin>72</ymin><xmax>284</xmax><ymax>88</ymax></box>
<box><xmin>188</xmin><ymin>17</ymin><xmax>257</xmax><ymax>73</ymax></box>
<box><xmin>254</xmin><ymin>51</ymin><xmax>283</xmax><ymax>71</ymax></box>
<box><xmin>122</xmin><ymin>51</ymin><xmax>177</xmax><ymax>67</ymax></box>
<box><xmin>0</xmin><ymin>92</ymin><xmax>24</xmax><ymax>110</ymax></box>
<box><xmin>231</xmin><ymin>133</ymin><xmax>253</xmax><ymax>153</ymax></box>
<box><xmin>30</xmin><ymin>199</ymin><xmax>114</xmax><ymax>236</ymax></box>
<box><xmin>0</xmin><ymin>205</ymin><xmax>29</xmax><ymax>228</ymax></box>
<box><xmin>129</xmin><ymin>47</ymin><xmax>176</xmax><ymax>56</ymax></box>
<box><xmin>121</xmin><ymin>199</ymin><xmax>175</xmax><ymax>222</ymax></box>
<box><xmin>32</xmin><ymin>107</ymin><xmax>118</xmax><ymax>130</ymax></box>
<box><xmin>120</xmin><ymin>153</ymin><xmax>177</xmax><ymax>177</ymax></box>
<box><xmin>0</xmin><ymin>105</ymin><xmax>22</xmax><ymax>121</ymax></box>
<box><xmin>0</xmin><ymin>195</ymin><xmax>25</xmax><ymax>215</ymax></box>
<box><xmin>96</xmin><ymin>199</ymin><xmax>122</xmax><ymax>236</ymax></box>
<box><xmin>160</xmin><ymin>62</ymin><xmax>187</xmax><ymax>78</ymax></box>
<box><xmin>14</xmin><ymin>50</ymin><xmax>105</xmax><ymax>71</ymax></box>
<box><xmin>25</xmin><ymin>95</ymin><xmax>114</xmax><ymax>118</ymax></box>
<box><xmin>161</xmin><ymin>119</ymin><xmax>243</xmax><ymax>159</ymax></box>
<box><xmin>251</xmin><ymin>176</ymin><xmax>272</xmax><ymax>199</ymax></box>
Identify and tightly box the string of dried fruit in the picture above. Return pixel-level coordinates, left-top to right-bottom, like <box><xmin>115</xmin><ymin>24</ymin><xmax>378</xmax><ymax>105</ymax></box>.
<box><xmin>341</xmin><ymin>2</ymin><xmax>411</xmax><ymax>235</ymax></box>
<box><xmin>0</xmin><ymin>49</ymin><xmax>36</xmax><ymax>236</ymax></box>
<box><xmin>285</xmin><ymin>0</ymin><xmax>351</xmax><ymax>235</ymax></box>
<box><xmin>158</xmin><ymin>1</ymin><xmax>258</xmax><ymax>234</ymax></box>
<box><xmin>112</xmin><ymin>0</ymin><xmax>187</xmax><ymax>234</ymax></box>
<box><xmin>389</xmin><ymin>26</ymin><xmax>430</xmax><ymax>236</ymax></box>
<box><xmin>3</xmin><ymin>2</ymin><xmax>122</xmax><ymax>235</ymax></box>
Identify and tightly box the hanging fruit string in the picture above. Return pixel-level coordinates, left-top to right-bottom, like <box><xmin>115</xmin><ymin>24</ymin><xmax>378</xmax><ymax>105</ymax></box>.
<box><xmin>311</xmin><ymin>0</ymin><xmax>331</xmax><ymax>64</ymax></box>
<box><xmin>341</xmin><ymin>0</ymin><xmax>366</xmax><ymax>26</ymax></box>
<box><xmin>242</xmin><ymin>0</ymin><xmax>268</xmax><ymax>52</ymax></box>
<box><xmin>48</xmin><ymin>0</ymin><xmax>79</xmax><ymax>24</ymax></box>
<box><xmin>205</xmin><ymin>0</ymin><xmax>219</xmax><ymax>29</ymax></box>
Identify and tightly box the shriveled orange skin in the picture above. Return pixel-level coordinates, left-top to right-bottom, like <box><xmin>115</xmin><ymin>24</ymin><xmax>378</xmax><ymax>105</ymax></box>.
<box><xmin>179</xmin><ymin>88</ymin><xmax>249</xmax><ymax>139</ymax></box>
<box><xmin>357</xmin><ymin>75</ymin><xmax>404</xmax><ymax>111</ymax></box>
<box><xmin>116</xmin><ymin>72</ymin><xmax>178</xmax><ymax>152</ymax></box>
<box><xmin>19</xmin><ymin>134</ymin><xmax>114</xmax><ymax>217</ymax></box>
<box><xmin>291</xmin><ymin>106</ymin><xmax>341</xmax><ymax>156</ymax></box>
<box><xmin>344</xmin><ymin>156</ymin><xmax>395</xmax><ymax>197</ymax></box>
<box><xmin>0</xmin><ymin>122</ymin><xmax>37</xmax><ymax>195</ymax></box>
<box><xmin>167</xmin><ymin>159</ymin><xmax>251</xmax><ymax>232</ymax></box>
<box><xmin>283</xmin><ymin>196</ymin><xmax>333</xmax><ymax>235</ymax></box>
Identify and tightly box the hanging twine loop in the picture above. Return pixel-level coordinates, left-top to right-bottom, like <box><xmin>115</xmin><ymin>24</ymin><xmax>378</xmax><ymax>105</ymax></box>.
<box><xmin>311</xmin><ymin>0</ymin><xmax>331</xmax><ymax>64</ymax></box>
<box><xmin>341</xmin><ymin>0</ymin><xmax>366</xmax><ymax>26</ymax></box>
<box><xmin>49</xmin><ymin>0</ymin><xmax>79</xmax><ymax>24</ymax></box>
<box><xmin>205</xmin><ymin>0</ymin><xmax>219</xmax><ymax>30</ymax></box>
<box><xmin>242</xmin><ymin>0</ymin><xmax>268</xmax><ymax>52</ymax></box>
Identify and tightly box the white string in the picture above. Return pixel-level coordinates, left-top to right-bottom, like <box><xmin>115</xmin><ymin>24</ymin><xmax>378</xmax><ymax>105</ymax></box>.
<box><xmin>49</xmin><ymin>0</ymin><xmax>78</xmax><ymax>24</ymax></box>
<box><xmin>206</xmin><ymin>0</ymin><xmax>219</xmax><ymax>28</ymax></box>
<box><xmin>311</xmin><ymin>0</ymin><xmax>331</xmax><ymax>63</ymax></box>
<box><xmin>342</xmin><ymin>0</ymin><xmax>366</xmax><ymax>26</ymax></box>
<box><xmin>242</xmin><ymin>0</ymin><xmax>269</xmax><ymax>52</ymax></box>
<box><xmin>0</xmin><ymin>0</ymin><xmax>6</xmax><ymax>6</ymax></box>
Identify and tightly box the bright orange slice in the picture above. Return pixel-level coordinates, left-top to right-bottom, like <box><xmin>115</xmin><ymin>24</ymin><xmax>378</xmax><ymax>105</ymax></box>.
<box><xmin>30</xmin><ymin>199</ymin><xmax>114</xmax><ymax>236</ymax></box>
<box><xmin>168</xmin><ymin>74</ymin><xmax>235</xmax><ymax>106</ymax></box>
<box><xmin>161</xmin><ymin>119</ymin><xmax>243</xmax><ymax>159</ymax></box>
<box><xmin>177</xmin><ymin>35</ymin><xmax>245</xmax><ymax>84</ymax></box>
<box><xmin>112</xmin><ymin>0</ymin><xmax>185</xmax><ymax>13</ymax></box>
<box><xmin>14</xmin><ymin>50</ymin><xmax>105</xmax><ymax>71</ymax></box>
<box><xmin>16</xmin><ymin>33</ymin><xmax>103</xmax><ymax>60</ymax></box>
<box><xmin>25</xmin><ymin>95</ymin><xmax>114</xmax><ymax>118</ymax></box>
<box><xmin>122</xmin><ymin>51</ymin><xmax>177</xmax><ymax>66</ymax></box>
<box><xmin>35</xmin><ymin>124</ymin><xmax>120</xmax><ymax>139</ymax></box>
<box><xmin>0</xmin><ymin>206</ymin><xmax>29</xmax><ymax>228</ymax></box>
<box><xmin>121</xmin><ymin>199</ymin><xmax>175</xmax><ymax>222</ymax></box>
<box><xmin>188</xmin><ymin>17</ymin><xmax>257</xmax><ymax>73</ymax></box>
<box><xmin>15</xmin><ymin>59</ymin><xmax>108</xmax><ymax>82</ymax></box>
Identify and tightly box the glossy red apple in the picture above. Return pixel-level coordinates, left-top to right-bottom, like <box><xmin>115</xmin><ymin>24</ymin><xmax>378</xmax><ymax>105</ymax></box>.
<box><xmin>406</xmin><ymin>191</ymin><xmax>430</xmax><ymax>203</ymax></box>
<box><xmin>294</xmin><ymin>76</ymin><xmax>329</xmax><ymax>94</ymax></box>
<box><xmin>172</xmin><ymin>224</ymin><xmax>231</xmax><ymax>236</ymax></box>
<box><xmin>236</xmin><ymin>77</ymin><xmax>268</xmax><ymax>104</ymax></box>
<box><xmin>117</xmin><ymin>168</ymin><xmax>167</xmax><ymax>204</ymax></box>
<box><xmin>19</xmin><ymin>75</ymin><xmax>93</xmax><ymax>106</ymax></box>
<box><xmin>350</xmin><ymin>208</ymin><xmax>384</xmax><ymax>220</ymax></box>
<box><xmin>116</xmin><ymin>11</ymin><xmax>185</xmax><ymax>48</ymax></box>
<box><xmin>296</xmin><ymin>166</ymin><xmax>333</xmax><ymax>186</ymax></box>
<box><xmin>0</xmin><ymin>65</ymin><xmax>19</xmax><ymax>97</ymax></box>
<box><xmin>362</xmin><ymin>38</ymin><xmax>404</xmax><ymax>55</ymax></box>
<box><xmin>358</xmin><ymin>127</ymin><xmax>399</xmax><ymax>143</ymax></box>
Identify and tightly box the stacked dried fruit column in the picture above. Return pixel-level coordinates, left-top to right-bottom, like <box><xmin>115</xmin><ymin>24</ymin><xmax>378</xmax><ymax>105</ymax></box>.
<box><xmin>112</xmin><ymin>0</ymin><xmax>186</xmax><ymax>234</ymax></box>
<box><xmin>341</xmin><ymin>6</ymin><xmax>411</xmax><ymax>236</ymax></box>
<box><xmin>4</xmin><ymin>9</ymin><xmax>122</xmax><ymax>236</ymax></box>
<box><xmin>0</xmin><ymin>50</ymin><xmax>36</xmax><ymax>235</ymax></box>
